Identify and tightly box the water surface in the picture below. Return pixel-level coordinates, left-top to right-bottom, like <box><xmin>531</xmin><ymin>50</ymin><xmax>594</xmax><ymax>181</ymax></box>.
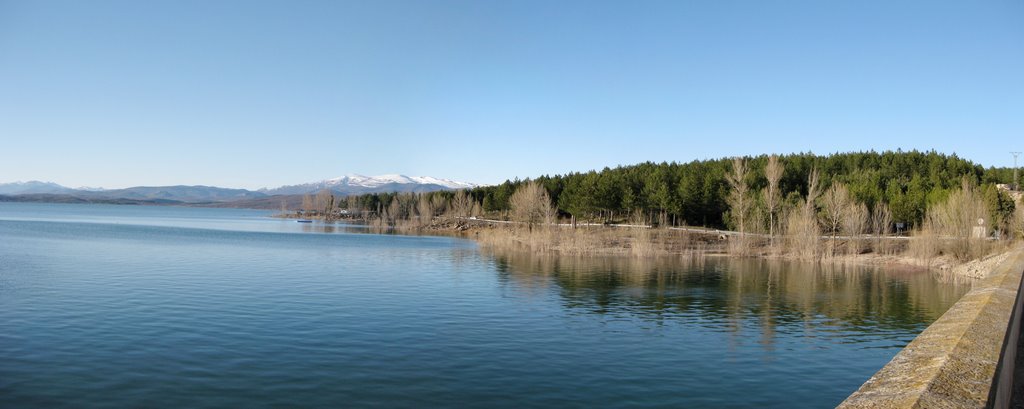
<box><xmin>0</xmin><ymin>203</ymin><xmax>971</xmax><ymax>408</ymax></box>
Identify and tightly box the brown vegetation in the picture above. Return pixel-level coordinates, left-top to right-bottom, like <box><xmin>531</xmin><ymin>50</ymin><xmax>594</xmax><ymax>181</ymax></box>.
<box><xmin>509</xmin><ymin>181</ymin><xmax>555</xmax><ymax>231</ymax></box>
<box><xmin>820</xmin><ymin>181</ymin><xmax>850</xmax><ymax>256</ymax></box>
<box><xmin>843</xmin><ymin>201</ymin><xmax>869</xmax><ymax>255</ymax></box>
<box><xmin>872</xmin><ymin>203</ymin><xmax>895</xmax><ymax>255</ymax></box>
<box><xmin>912</xmin><ymin>179</ymin><xmax>991</xmax><ymax>261</ymax></box>
<box><xmin>763</xmin><ymin>154</ymin><xmax>784</xmax><ymax>247</ymax></box>
<box><xmin>472</xmin><ymin>223</ymin><xmax>712</xmax><ymax>257</ymax></box>
<box><xmin>784</xmin><ymin>169</ymin><xmax>822</xmax><ymax>260</ymax></box>
<box><xmin>725</xmin><ymin>157</ymin><xmax>752</xmax><ymax>255</ymax></box>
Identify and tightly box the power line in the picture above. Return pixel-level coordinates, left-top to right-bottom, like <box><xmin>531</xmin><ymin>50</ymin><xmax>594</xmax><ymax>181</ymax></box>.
<box><xmin>1013</xmin><ymin>152</ymin><xmax>1021</xmax><ymax>191</ymax></box>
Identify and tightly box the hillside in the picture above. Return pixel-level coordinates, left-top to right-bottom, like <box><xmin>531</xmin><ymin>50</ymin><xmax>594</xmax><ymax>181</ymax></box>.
<box><xmin>341</xmin><ymin>150</ymin><xmax>1017</xmax><ymax>229</ymax></box>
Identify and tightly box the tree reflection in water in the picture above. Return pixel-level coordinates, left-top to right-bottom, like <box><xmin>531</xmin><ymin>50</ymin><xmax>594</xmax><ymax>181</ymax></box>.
<box><xmin>486</xmin><ymin>249</ymin><xmax>972</xmax><ymax>350</ymax></box>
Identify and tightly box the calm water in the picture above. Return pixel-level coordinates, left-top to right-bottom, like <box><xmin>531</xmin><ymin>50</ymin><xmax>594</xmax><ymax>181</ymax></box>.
<box><xmin>0</xmin><ymin>203</ymin><xmax>971</xmax><ymax>408</ymax></box>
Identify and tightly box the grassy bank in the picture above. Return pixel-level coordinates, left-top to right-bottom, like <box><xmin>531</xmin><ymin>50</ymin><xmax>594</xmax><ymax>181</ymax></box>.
<box><xmin>275</xmin><ymin>208</ymin><xmax>1016</xmax><ymax>279</ymax></box>
<box><xmin>421</xmin><ymin>217</ymin><xmax>1019</xmax><ymax>279</ymax></box>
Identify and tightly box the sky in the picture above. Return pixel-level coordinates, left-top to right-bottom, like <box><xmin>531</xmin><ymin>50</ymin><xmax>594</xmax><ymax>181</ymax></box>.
<box><xmin>1</xmin><ymin>0</ymin><xmax>1021</xmax><ymax>189</ymax></box>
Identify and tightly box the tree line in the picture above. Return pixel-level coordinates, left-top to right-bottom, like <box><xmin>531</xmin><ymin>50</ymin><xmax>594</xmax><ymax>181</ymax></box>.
<box><xmin>322</xmin><ymin>150</ymin><xmax>1015</xmax><ymax>233</ymax></box>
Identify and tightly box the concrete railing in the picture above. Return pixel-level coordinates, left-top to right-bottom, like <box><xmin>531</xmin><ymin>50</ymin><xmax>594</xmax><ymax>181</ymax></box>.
<box><xmin>839</xmin><ymin>249</ymin><xmax>1024</xmax><ymax>408</ymax></box>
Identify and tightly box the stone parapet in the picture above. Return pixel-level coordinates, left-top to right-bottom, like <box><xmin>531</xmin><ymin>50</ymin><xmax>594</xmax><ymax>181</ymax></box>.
<box><xmin>839</xmin><ymin>249</ymin><xmax>1024</xmax><ymax>409</ymax></box>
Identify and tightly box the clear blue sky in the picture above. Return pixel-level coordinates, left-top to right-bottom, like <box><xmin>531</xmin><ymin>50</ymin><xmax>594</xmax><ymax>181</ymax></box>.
<box><xmin>1</xmin><ymin>0</ymin><xmax>1021</xmax><ymax>189</ymax></box>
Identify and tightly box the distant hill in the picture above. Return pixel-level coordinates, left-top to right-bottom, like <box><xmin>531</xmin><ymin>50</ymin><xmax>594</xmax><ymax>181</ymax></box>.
<box><xmin>0</xmin><ymin>182</ymin><xmax>269</xmax><ymax>203</ymax></box>
<box><xmin>0</xmin><ymin>181</ymin><xmax>76</xmax><ymax>195</ymax></box>
<box><xmin>0</xmin><ymin>193</ymin><xmax>184</xmax><ymax>206</ymax></box>
<box><xmin>78</xmin><ymin>186</ymin><xmax>268</xmax><ymax>203</ymax></box>
<box><xmin>197</xmin><ymin>194</ymin><xmax>305</xmax><ymax>210</ymax></box>
<box><xmin>0</xmin><ymin>174</ymin><xmax>480</xmax><ymax>205</ymax></box>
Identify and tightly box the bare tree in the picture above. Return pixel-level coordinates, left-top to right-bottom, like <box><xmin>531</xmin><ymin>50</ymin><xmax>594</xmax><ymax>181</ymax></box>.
<box><xmin>346</xmin><ymin>195</ymin><xmax>362</xmax><ymax>218</ymax></box>
<box><xmin>843</xmin><ymin>201</ymin><xmax>868</xmax><ymax>255</ymax></box>
<box><xmin>785</xmin><ymin>168</ymin><xmax>822</xmax><ymax>259</ymax></box>
<box><xmin>470</xmin><ymin>200</ymin><xmax>483</xmax><ymax>218</ymax></box>
<box><xmin>449</xmin><ymin>190</ymin><xmax>472</xmax><ymax>217</ymax></box>
<box><xmin>918</xmin><ymin>178</ymin><xmax>990</xmax><ymax>261</ymax></box>
<box><xmin>726</xmin><ymin>157</ymin><xmax>751</xmax><ymax>231</ymax></box>
<box><xmin>871</xmin><ymin>202</ymin><xmax>893</xmax><ymax>254</ymax></box>
<box><xmin>820</xmin><ymin>181</ymin><xmax>850</xmax><ymax>256</ymax></box>
<box><xmin>726</xmin><ymin>157</ymin><xmax>753</xmax><ymax>254</ymax></box>
<box><xmin>386</xmin><ymin>193</ymin><xmax>416</xmax><ymax>225</ymax></box>
<box><xmin>417</xmin><ymin>194</ymin><xmax>434</xmax><ymax>227</ymax></box>
<box><xmin>806</xmin><ymin>168</ymin><xmax>822</xmax><ymax>206</ymax></box>
<box><xmin>315</xmin><ymin>189</ymin><xmax>334</xmax><ymax>220</ymax></box>
<box><xmin>386</xmin><ymin>196</ymin><xmax>401</xmax><ymax>224</ymax></box>
<box><xmin>510</xmin><ymin>181</ymin><xmax>555</xmax><ymax>231</ymax></box>
<box><xmin>301</xmin><ymin>193</ymin><xmax>314</xmax><ymax>214</ymax></box>
<box><xmin>431</xmin><ymin>194</ymin><xmax>448</xmax><ymax>218</ymax></box>
<box><xmin>763</xmin><ymin>154</ymin><xmax>784</xmax><ymax>246</ymax></box>
<box><xmin>450</xmin><ymin>190</ymin><xmax>482</xmax><ymax>218</ymax></box>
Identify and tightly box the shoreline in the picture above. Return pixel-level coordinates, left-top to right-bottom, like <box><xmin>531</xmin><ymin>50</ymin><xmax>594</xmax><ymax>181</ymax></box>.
<box><xmin>284</xmin><ymin>213</ymin><xmax>1015</xmax><ymax>280</ymax></box>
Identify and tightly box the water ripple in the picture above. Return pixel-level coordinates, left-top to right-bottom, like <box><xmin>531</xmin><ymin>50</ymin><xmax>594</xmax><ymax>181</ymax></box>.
<box><xmin>0</xmin><ymin>204</ymin><xmax>971</xmax><ymax>408</ymax></box>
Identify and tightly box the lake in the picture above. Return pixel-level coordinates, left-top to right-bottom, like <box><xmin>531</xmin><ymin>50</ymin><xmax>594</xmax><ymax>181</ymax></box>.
<box><xmin>0</xmin><ymin>203</ymin><xmax>971</xmax><ymax>408</ymax></box>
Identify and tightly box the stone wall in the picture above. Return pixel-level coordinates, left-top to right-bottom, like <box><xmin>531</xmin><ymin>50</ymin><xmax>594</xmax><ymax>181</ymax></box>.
<box><xmin>839</xmin><ymin>249</ymin><xmax>1024</xmax><ymax>409</ymax></box>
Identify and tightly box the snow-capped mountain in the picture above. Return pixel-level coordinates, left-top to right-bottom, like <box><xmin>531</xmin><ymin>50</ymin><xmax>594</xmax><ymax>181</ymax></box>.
<box><xmin>325</xmin><ymin>174</ymin><xmax>477</xmax><ymax>189</ymax></box>
<box><xmin>260</xmin><ymin>174</ymin><xmax>480</xmax><ymax>196</ymax></box>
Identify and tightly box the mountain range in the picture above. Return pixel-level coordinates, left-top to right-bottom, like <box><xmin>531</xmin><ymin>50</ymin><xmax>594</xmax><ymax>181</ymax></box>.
<box><xmin>0</xmin><ymin>174</ymin><xmax>481</xmax><ymax>204</ymax></box>
<box><xmin>258</xmin><ymin>174</ymin><xmax>478</xmax><ymax>195</ymax></box>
